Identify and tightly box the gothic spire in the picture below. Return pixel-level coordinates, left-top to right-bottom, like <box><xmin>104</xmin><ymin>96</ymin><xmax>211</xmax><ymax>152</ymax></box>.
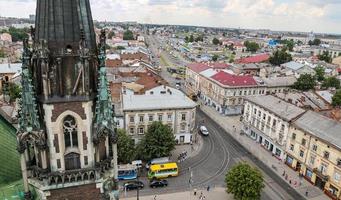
<box><xmin>93</xmin><ymin>30</ymin><xmax>116</xmax><ymax>143</ymax></box>
<box><xmin>17</xmin><ymin>39</ymin><xmax>41</xmax><ymax>134</ymax></box>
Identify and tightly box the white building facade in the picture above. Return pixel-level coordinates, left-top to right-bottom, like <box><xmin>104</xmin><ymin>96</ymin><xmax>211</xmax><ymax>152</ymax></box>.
<box><xmin>242</xmin><ymin>95</ymin><xmax>306</xmax><ymax>160</ymax></box>
<box><xmin>122</xmin><ymin>86</ymin><xmax>197</xmax><ymax>144</ymax></box>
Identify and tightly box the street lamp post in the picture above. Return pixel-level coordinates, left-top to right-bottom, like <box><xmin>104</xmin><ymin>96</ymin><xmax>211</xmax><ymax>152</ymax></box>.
<box><xmin>136</xmin><ymin>168</ymin><xmax>140</xmax><ymax>200</ymax></box>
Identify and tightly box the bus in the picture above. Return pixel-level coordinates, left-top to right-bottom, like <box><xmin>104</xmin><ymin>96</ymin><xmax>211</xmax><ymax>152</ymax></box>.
<box><xmin>118</xmin><ymin>164</ymin><xmax>137</xmax><ymax>180</ymax></box>
<box><xmin>147</xmin><ymin>162</ymin><xmax>179</xmax><ymax>180</ymax></box>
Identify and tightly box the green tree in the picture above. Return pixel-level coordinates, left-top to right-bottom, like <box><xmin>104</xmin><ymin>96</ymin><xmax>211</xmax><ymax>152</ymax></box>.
<box><xmin>3</xmin><ymin>27</ymin><xmax>29</xmax><ymax>42</ymax></box>
<box><xmin>318</xmin><ymin>51</ymin><xmax>332</xmax><ymax>63</ymax></box>
<box><xmin>117</xmin><ymin>129</ymin><xmax>136</xmax><ymax>164</ymax></box>
<box><xmin>195</xmin><ymin>35</ymin><xmax>204</xmax><ymax>42</ymax></box>
<box><xmin>279</xmin><ymin>39</ymin><xmax>294</xmax><ymax>51</ymax></box>
<box><xmin>225</xmin><ymin>163</ymin><xmax>264</xmax><ymax>200</ymax></box>
<box><xmin>116</xmin><ymin>46</ymin><xmax>125</xmax><ymax>50</ymax></box>
<box><xmin>185</xmin><ymin>36</ymin><xmax>189</xmax><ymax>43</ymax></box>
<box><xmin>244</xmin><ymin>41</ymin><xmax>260</xmax><ymax>53</ymax></box>
<box><xmin>8</xmin><ymin>82</ymin><xmax>21</xmax><ymax>101</ymax></box>
<box><xmin>212</xmin><ymin>37</ymin><xmax>220</xmax><ymax>45</ymax></box>
<box><xmin>123</xmin><ymin>30</ymin><xmax>134</xmax><ymax>40</ymax></box>
<box><xmin>322</xmin><ymin>77</ymin><xmax>340</xmax><ymax>89</ymax></box>
<box><xmin>269</xmin><ymin>49</ymin><xmax>292</xmax><ymax>66</ymax></box>
<box><xmin>308</xmin><ymin>38</ymin><xmax>321</xmax><ymax>46</ymax></box>
<box><xmin>212</xmin><ymin>54</ymin><xmax>218</xmax><ymax>61</ymax></box>
<box><xmin>332</xmin><ymin>90</ymin><xmax>341</xmax><ymax>107</ymax></box>
<box><xmin>136</xmin><ymin>122</ymin><xmax>176</xmax><ymax>161</ymax></box>
<box><xmin>107</xmin><ymin>31</ymin><xmax>115</xmax><ymax>39</ymax></box>
<box><xmin>314</xmin><ymin>66</ymin><xmax>325</xmax><ymax>82</ymax></box>
<box><xmin>293</xmin><ymin>74</ymin><xmax>317</xmax><ymax>91</ymax></box>
<box><xmin>189</xmin><ymin>34</ymin><xmax>194</xmax><ymax>43</ymax></box>
<box><xmin>0</xmin><ymin>49</ymin><xmax>5</xmax><ymax>58</ymax></box>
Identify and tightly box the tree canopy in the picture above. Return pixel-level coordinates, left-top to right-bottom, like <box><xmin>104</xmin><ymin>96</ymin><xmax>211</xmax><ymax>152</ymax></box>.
<box><xmin>123</xmin><ymin>30</ymin><xmax>134</xmax><ymax>40</ymax></box>
<box><xmin>279</xmin><ymin>39</ymin><xmax>294</xmax><ymax>51</ymax></box>
<box><xmin>332</xmin><ymin>90</ymin><xmax>341</xmax><ymax>107</ymax></box>
<box><xmin>212</xmin><ymin>37</ymin><xmax>220</xmax><ymax>45</ymax></box>
<box><xmin>212</xmin><ymin>54</ymin><xmax>219</xmax><ymax>61</ymax></box>
<box><xmin>322</xmin><ymin>77</ymin><xmax>340</xmax><ymax>89</ymax></box>
<box><xmin>225</xmin><ymin>163</ymin><xmax>264</xmax><ymax>200</ymax></box>
<box><xmin>269</xmin><ymin>49</ymin><xmax>292</xmax><ymax>66</ymax></box>
<box><xmin>318</xmin><ymin>51</ymin><xmax>332</xmax><ymax>63</ymax></box>
<box><xmin>293</xmin><ymin>74</ymin><xmax>316</xmax><ymax>91</ymax></box>
<box><xmin>1</xmin><ymin>27</ymin><xmax>29</xmax><ymax>42</ymax></box>
<box><xmin>314</xmin><ymin>66</ymin><xmax>325</xmax><ymax>82</ymax></box>
<box><xmin>0</xmin><ymin>49</ymin><xmax>5</xmax><ymax>58</ymax></box>
<box><xmin>244</xmin><ymin>41</ymin><xmax>260</xmax><ymax>53</ymax></box>
<box><xmin>117</xmin><ymin>129</ymin><xmax>136</xmax><ymax>164</ymax></box>
<box><xmin>308</xmin><ymin>38</ymin><xmax>321</xmax><ymax>46</ymax></box>
<box><xmin>136</xmin><ymin>122</ymin><xmax>176</xmax><ymax>161</ymax></box>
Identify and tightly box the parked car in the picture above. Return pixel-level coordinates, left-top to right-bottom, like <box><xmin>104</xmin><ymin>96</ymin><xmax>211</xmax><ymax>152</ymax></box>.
<box><xmin>124</xmin><ymin>181</ymin><xmax>144</xmax><ymax>191</ymax></box>
<box><xmin>200</xmin><ymin>126</ymin><xmax>209</xmax><ymax>136</ymax></box>
<box><xmin>150</xmin><ymin>179</ymin><xmax>168</xmax><ymax>188</ymax></box>
<box><xmin>131</xmin><ymin>160</ymin><xmax>143</xmax><ymax>169</ymax></box>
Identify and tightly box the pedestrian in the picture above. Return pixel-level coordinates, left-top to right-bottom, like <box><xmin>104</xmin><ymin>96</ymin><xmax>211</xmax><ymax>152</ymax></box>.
<box><xmin>305</xmin><ymin>190</ymin><xmax>309</xmax><ymax>197</ymax></box>
<box><xmin>154</xmin><ymin>195</ymin><xmax>157</xmax><ymax>200</ymax></box>
<box><xmin>282</xmin><ymin>170</ymin><xmax>286</xmax><ymax>176</ymax></box>
<box><xmin>194</xmin><ymin>188</ymin><xmax>197</xmax><ymax>196</ymax></box>
<box><xmin>203</xmin><ymin>196</ymin><xmax>206</xmax><ymax>200</ymax></box>
<box><xmin>207</xmin><ymin>185</ymin><xmax>210</xmax><ymax>192</ymax></box>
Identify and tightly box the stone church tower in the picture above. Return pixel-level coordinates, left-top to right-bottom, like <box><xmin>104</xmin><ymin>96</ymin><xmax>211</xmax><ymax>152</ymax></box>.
<box><xmin>16</xmin><ymin>1</ymin><xmax>118</xmax><ymax>199</ymax></box>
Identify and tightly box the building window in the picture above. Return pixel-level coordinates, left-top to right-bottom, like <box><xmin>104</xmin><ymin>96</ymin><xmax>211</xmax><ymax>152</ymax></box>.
<box><xmin>254</xmin><ymin>108</ymin><xmax>257</xmax><ymax>115</ymax></box>
<box><xmin>129</xmin><ymin>127</ymin><xmax>135</xmax><ymax>135</ymax></box>
<box><xmin>168</xmin><ymin>114</ymin><xmax>172</xmax><ymax>121</ymax></box>
<box><xmin>253</xmin><ymin>90</ymin><xmax>256</xmax><ymax>95</ymax></box>
<box><xmin>334</xmin><ymin>172</ymin><xmax>341</xmax><ymax>183</ymax></box>
<box><xmin>324</xmin><ymin>151</ymin><xmax>330</xmax><ymax>159</ymax></box>
<box><xmin>63</xmin><ymin>115</ymin><xmax>78</xmax><ymax>148</ymax></box>
<box><xmin>139</xmin><ymin>115</ymin><xmax>144</xmax><ymax>122</ymax></box>
<box><xmin>181</xmin><ymin>114</ymin><xmax>186</xmax><ymax>121</ymax></box>
<box><xmin>84</xmin><ymin>156</ymin><xmax>88</xmax><ymax>165</ymax></box>
<box><xmin>337</xmin><ymin>159</ymin><xmax>341</xmax><ymax>167</ymax></box>
<box><xmin>320</xmin><ymin>163</ymin><xmax>328</xmax><ymax>174</ymax></box>
<box><xmin>258</xmin><ymin>111</ymin><xmax>261</xmax><ymax>118</ymax></box>
<box><xmin>158</xmin><ymin>114</ymin><xmax>163</xmax><ymax>121</ymax></box>
<box><xmin>309</xmin><ymin>155</ymin><xmax>315</xmax><ymax>165</ymax></box>
<box><xmin>130</xmin><ymin>116</ymin><xmax>134</xmax><ymax>123</ymax></box>
<box><xmin>149</xmin><ymin>115</ymin><xmax>153</xmax><ymax>122</ymax></box>
<box><xmin>299</xmin><ymin>150</ymin><xmax>304</xmax><ymax>158</ymax></box>
<box><xmin>290</xmin><ymin>144</ymin><xmax>294</xmax><ymax>151</ymax></box>
<box><xmin>239</xmin><ymin>91</ymin><xmax>242</xmax><ymax>96</ymax></box>
<box><xmin>181</xmin><ymin>124</ymin><xmax>186</xmax><ymax>131</ymax></box>
<box><xmin>244</xmin><ymin>91</ymin><xmax>247</xmax><ymax>95</ymax></box>
<box><xmin>272</xmin><ymin>119</ymin><xmax>277</xmax><ymax>127</ymax></box>
<box><xmin>138</xmin><ymin>127</ymin><xmax>144</xmax><ymax>134</ymax></box>
<box><xmin>263</xmin><ymin>114</ymin><xmax>266</xmax><ymax>120</ymax></box>
<box><xmin>312</xmin><ymin>144</ymin><xmax>318</xmax><ymax>152</ymax></box>
<box><xmin>292</xmin><ymin>133</ymin><xmax>296</xmax><ymax>140</ymax></box>
<box><xmin>301</xmin><ymin>139</ymin><xmax>306</xmax><ymax>146</ymax></box>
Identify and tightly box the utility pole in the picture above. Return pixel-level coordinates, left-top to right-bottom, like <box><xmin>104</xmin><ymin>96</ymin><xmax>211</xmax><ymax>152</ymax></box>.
<box><xmin>136</xmin><ymin>168</ymin><xmax>140</xmax><ymax>200</ymax></box>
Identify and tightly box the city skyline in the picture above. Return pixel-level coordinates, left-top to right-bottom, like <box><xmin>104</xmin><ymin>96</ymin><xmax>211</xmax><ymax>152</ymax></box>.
<box><xmin>0</xmin><ymin>0</ymin><xmax>341</xmax><ymax>34</ymax></box>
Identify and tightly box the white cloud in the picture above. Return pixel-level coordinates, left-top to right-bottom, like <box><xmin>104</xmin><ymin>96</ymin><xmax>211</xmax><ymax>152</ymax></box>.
<box><xmin>0</xmin><ymin>0</ymin><xmax>340</xmax><ymax>33</ymax></box>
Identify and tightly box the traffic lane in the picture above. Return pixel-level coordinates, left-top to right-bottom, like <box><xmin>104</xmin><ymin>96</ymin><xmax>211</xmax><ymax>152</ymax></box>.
<box><xmin>197</xmin><ymin>109</ymin><xmax>303</xmax><ymax>200</ymax></box>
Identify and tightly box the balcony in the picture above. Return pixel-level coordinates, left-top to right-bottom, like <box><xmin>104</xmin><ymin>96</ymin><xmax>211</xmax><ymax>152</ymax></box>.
<box><xmin>313</xmin><ymin>168</ymin><xmax>330</xmax><ymax>181</ymax></box>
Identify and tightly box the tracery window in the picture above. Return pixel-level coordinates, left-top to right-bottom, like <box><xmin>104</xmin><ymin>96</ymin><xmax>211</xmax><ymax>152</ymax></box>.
<box><xmin>63</xmin><ymin>115</ymin><xmax>78</xmax><ymax>148</ymax></box>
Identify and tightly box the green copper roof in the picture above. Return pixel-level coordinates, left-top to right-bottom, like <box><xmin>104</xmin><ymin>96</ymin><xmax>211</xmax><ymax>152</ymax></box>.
<box><xmin>17</xmin><ymin>39</ymin><xmax>41</xmax><ymax>133</ymax></box>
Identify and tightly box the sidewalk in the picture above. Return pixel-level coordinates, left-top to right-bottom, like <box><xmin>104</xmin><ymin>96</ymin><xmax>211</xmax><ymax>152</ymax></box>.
<box><xmin>124</xmin><ymin>187</ymin><xmax>232</xmax><ymax>200</ymax></box>
<box><xmin>170</xmin><ymin>133</ymin><xmax>203</xmax><ymax>162</ymax></box>
<box><xmin>200</xmin><ymin>104</ymin><xmax>328</xmax><ymax>200</ymax></box>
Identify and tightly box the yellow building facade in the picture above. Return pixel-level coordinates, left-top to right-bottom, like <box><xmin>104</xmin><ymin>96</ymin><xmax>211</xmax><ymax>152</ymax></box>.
<box><xmin>285</xmin><ymin>111</ymin><xmax>341</xmax><ymax>200</ymax></box>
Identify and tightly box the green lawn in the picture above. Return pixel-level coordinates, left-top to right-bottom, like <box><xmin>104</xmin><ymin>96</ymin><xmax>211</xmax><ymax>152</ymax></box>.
<box><xmin>0</xmin><ymin>116</ymin><xmax>21</xmax><ymax>184</ymax></box>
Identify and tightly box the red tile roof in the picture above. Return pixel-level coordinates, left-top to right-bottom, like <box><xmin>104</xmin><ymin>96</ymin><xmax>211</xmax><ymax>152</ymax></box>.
<box><xmin>187</xmin><ymin>62</ymin><xmax>230</xmax><ymax>73</ymax></box>
<box><xmin>211</xmin><ymin>71</ymin><xmax>257</xmax><ymax>87</ymax></box>
<box><xmin>236</xmin><ymin>53</ymin><xmax>270</xmax><ymax>64</ymax></box>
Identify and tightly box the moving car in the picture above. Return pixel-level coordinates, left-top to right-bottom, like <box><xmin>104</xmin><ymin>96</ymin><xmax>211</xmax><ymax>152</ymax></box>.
<box><xmin>124</xmin><ymin>181</ymin><xmax>144</xmax><ymax>191</ymax></box>
<box><xmin>200</xmin><ymin>126</ymin><xmax>209</xmax><ymax>136</ymax></box>
<box><xmin>149</xmin><ymin>179</ymin><xmax>168</xmax><ymax>188</ymax></box>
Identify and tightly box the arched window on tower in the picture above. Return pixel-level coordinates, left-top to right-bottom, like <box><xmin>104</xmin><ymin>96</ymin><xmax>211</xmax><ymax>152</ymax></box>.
<box><xmin>63</xmin><ymin>115</ymin><xmax>78</xmax><ymax>148</ymax></box>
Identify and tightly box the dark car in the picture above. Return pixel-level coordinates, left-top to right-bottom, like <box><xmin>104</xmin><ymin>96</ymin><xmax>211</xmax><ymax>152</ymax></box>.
<box><xmin>150</xmin><ymin>179</ymin><xmax>168</xmax><ymax>188</ymax></box>
<box><xmin>124</xmin><ymin>181</ymin><xmax>144</xmax><ymax>191</ymax></box>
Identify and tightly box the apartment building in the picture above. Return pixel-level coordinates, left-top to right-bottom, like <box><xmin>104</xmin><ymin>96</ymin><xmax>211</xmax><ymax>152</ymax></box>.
<box><xmin>122</xmin><ymin>86</ymin><xmax>197</xmax><ymax>144</ymax></box>
<box><xmin>286</xmin><ymin>111</ymin><xmax>341</xmax><ymax>200</ymax></box>
<box><xmin>242</xmin><ymin>95</ymin><xmax>306</xmax><ymax>160</ymax></box>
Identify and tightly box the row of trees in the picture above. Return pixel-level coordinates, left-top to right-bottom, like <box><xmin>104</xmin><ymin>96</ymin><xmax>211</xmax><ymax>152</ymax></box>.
<box><xmin>117</xmin><ymin>121</ymin><xmax>176</xmax><ymax>164</ymax></box>
<box><xmin>185</xmin><ymin>34</ymin><xmax>204</xmax><ymax>43</ymax></box>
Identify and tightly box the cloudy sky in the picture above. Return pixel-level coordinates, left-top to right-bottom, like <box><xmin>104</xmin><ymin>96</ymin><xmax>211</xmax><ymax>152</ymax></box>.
<box><xmin>0</xmin><ymin>0</ymin><xmax>341</xmax><ymax>34</ymax></box>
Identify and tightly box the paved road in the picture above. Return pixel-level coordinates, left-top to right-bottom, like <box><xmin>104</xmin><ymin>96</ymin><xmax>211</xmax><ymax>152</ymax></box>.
<box><xmin>122</xmin><ymin>109</ymin><xmax>300</xmax><ymax>199</ymax></box>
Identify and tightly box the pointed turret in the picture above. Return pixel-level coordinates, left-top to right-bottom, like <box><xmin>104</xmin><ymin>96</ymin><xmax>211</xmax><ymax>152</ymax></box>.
<box><xmin>93</xmin><ymin>30</ymin><xmax>117</xmax><ymax>144</ymax></box>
